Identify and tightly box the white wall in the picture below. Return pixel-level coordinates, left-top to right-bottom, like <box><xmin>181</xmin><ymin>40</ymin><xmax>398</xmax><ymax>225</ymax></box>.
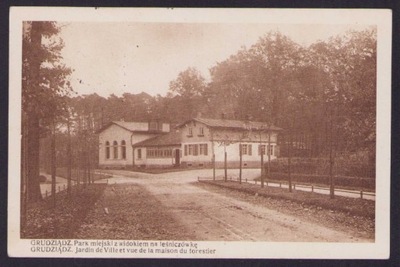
<box><xmin>99</xmin><ymin>124</ymin><xmax>158</xmax><ymax>168</ymax></box>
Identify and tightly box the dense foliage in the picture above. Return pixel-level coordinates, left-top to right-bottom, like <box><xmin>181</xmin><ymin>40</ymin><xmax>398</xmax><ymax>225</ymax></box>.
<box><xmin>64</xmin><ymin>28</ymin><xmax>376</xmax><ymax>163</ymax></box>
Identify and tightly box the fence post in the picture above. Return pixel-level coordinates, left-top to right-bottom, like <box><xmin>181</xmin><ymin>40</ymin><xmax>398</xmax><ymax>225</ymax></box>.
<box><xmin>311</xmin><ymin>185</ymin><xmax>314</xmax><ymax>193</ymax></box>
<box><xmin>45</xmin><ymin>190</ymin><xmax>48</xmax><ymax>198</ymax></box>
<box><xmin>58</xmin><ymin>186</ymin><xmax>60</xmax><ymax>193</ymax></box>
<box><xmin>294</xmin><ymin>183</ymin><xmax>296</xmax><ymax>190</ymax></box>
<box><xmin>360</xmin><ymin>190</ymin><xmax>363</xmax><ymax>199</ymax></box>
<box><xmin>266</xmin><ymin>181</ymin><xmax>268</xmax><ymax>187</ymax></box>
<box><xmin>279</xmin><ymin>182</ymin><xmax>281</xmax><ymax>188</ymax></box>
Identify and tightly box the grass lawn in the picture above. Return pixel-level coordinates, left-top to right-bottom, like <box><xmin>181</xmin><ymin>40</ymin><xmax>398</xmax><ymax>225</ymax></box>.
<box><xmin>199</xmin><ymin>180</ymin><xmax>374</xmax><ymax>219</ymax></box>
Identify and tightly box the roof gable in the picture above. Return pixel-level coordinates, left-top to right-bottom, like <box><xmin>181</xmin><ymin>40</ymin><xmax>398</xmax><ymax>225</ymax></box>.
<box><xmin>96</xmin><ymin>121</ymin><xmax>160</xmax><ymax>134</ymax></box>
<box><xmin>177</xmin><ymin>118</ymin><xmax>282</xmax><ymax>131</ymax></box>
<box><xmin>133</xmin><ymin>131</ymin><xmax>182</xmax><ymax>147</ymax></box>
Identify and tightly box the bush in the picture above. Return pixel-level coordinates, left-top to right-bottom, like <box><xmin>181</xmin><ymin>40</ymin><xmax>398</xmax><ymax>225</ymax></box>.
<box><xmin>262</xmin><ymin>172</ymin><xmax>375</xmax><ymax>190</ymax></box>
<box><xmin>267</xmin><ymin>157</ymin><xmax>375</xmax><ymax>178</ymax></box>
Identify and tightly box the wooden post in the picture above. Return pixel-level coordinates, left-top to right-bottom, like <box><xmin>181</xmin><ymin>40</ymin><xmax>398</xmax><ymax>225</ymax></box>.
<box><xmin>261</xmin><ymin>151</ymin><xmax>264</xmax><ymax>188</ymax></box>
<box><xmin>239</xmin><ymin>143</ymin><xmax>242</xmax><ymax>184</ymax></box>
<box><xmin>224</xmin><ymin>144</ymin><xmax>227</xmax><ymax>182</ymax></box>
<box><xmin>213</xmin><ymin>154</ymin><xmax>216</xmax><ymax>181</ymax></box>
<box><xmin>267</xmin><ymin>129</ymin><xmax>271</xmax><ymax>177</ymax></box>
<box><xmin>288</xmin><ymin>130</ymin><xmax>292</xmax><ymax>193</ymax></box>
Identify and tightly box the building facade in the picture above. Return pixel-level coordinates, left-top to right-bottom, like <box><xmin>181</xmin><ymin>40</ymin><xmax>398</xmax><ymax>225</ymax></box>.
<box><xmin>130</xmin><ymin>118</ymin><xmax>281</xmax><ymax>168</ymax></box>
<box><xmin>97</xmin><ymin>121</ymin><xmax>170</xmax><ymax>168</ymax></box>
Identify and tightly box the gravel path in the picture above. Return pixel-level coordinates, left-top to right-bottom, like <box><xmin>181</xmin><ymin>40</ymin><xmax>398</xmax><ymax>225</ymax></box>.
<box><xmin>97</xmin><ymin>169</ymin><xmax>373</xmax><ymax>242</ymax></box>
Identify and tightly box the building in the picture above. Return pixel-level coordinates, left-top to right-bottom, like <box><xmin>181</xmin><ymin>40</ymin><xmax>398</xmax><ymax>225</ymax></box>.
<box><xmin>98</xmin><ymin>117</ymin><xmax>282</xmax><ymax>169</ymax></box>
<box><xmin>131</xmin><ymin>117</ymin><xmax>282</xmax><ymax>168</ymax></box>
<box><xmin>97</xmin><ymin>121</ymin><xmax>170</xmax><ymax>168</ymax></box>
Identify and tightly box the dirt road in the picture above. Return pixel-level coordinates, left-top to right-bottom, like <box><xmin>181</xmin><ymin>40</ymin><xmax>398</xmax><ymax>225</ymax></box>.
<box><xmin>99</xmin><ymin>169</ymin><xmax>372</xmax><ymax>242</ymax></box>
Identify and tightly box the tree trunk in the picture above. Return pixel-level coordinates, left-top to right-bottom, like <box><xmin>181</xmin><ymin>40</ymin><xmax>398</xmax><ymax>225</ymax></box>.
<box><xmin>67</xmin><ymin>115</ymin><xmax>72</xmax><ymax>196</ymax></box>
<box><xmin>329</xmin><ymin>107</ymin><xmax>335</xmax><ymax>199</ymax></box>
<box><xmin>26</xmin><ymin>113</ymin><xmax>42</xmax><ymax>202</ymax></box>
<box><xmin>25</xmin><ymin>22</ymin><xmax>43</xmax><ymax>202</ymax></box>
<box><xmin>51</xmin><ymin>121</ymin><xmax>56</xmax><ymax>207</ymax></box>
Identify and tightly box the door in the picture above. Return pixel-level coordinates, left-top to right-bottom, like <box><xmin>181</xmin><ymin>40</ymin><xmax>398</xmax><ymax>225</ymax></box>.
<box><xmin>175</xmin><ymin>149</ymin><xmax>180</xmax><ymax>166</ymax></box>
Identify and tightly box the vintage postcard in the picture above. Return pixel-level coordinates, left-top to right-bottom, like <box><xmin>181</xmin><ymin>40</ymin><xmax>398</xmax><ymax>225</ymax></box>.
<box><xmin>8</xmin><ymin>7</ymin><xmax>391</xmax><ymax>258</ymax></box>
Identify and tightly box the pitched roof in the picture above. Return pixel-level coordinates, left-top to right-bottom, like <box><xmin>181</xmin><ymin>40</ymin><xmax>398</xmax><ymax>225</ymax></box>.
<box><xmin>133</xmin><ymin>131</ymin><xmax>182</xmax><ymax>147</ymax></box>
<box><xmin>112</xmin><ymin>121</ymin><xmax>146</xmax><ymax>132</ymax></box>
<box><xmin>178</xmin><ymin>117</ymin><xmax>283</xmax><ymax>131</ymax></box>
<box><xmin>96</xmin><ymin>121</ymin><xmax>160</xmax><ymax>134</ymax></box>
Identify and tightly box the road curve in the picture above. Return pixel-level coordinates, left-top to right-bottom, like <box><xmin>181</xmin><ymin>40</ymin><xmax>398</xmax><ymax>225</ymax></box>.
<box><xmin>99</xmin><ymin>169</ymin><xmax>372</xmax><ymax>242</ymax></box>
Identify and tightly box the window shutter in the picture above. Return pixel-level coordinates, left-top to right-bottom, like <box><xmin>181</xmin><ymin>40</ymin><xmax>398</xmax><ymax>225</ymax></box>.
<box><xmin>194</xmin><ymin>144</ymin><xmax>198</xmax><ymax>156</ymax></box>
<box><xmin>184</xmin><ymin>145</ymin><xmax>187</xmax><ymax>156</ymax></box>
<box><xmin>204</xmin><ymin>144</ymin><xmax>208</xmax><ymax>155</ymax></box>
<box><xmin>248</xmin><ymin>144</ymin><xmax>252</xmax><ymax>156</ymax></box>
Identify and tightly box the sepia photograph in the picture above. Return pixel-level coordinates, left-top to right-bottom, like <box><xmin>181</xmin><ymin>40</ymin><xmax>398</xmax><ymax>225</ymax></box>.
<box><xmin>8</xmin><ymin>7</ymin><xmax>391</xmax><ymax>258</ymax></box>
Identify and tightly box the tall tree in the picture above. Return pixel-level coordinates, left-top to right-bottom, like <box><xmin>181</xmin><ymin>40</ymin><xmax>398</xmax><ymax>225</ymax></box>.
<box><xmin>168</xmin><ymin>67</ymin><xmax>207</xmax><ymax>120</ymax></box>
<box><xmin>22</xmin><ymin>21</ymin><xmax>72</xmax><ymax>202</ymax></box>
<box><xmin>250</xmin><ymin>31</ymin><xmax>303</xmax><ymax>125</ymax></box>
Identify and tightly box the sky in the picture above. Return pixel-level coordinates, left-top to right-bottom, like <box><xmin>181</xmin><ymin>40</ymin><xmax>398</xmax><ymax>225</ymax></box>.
<box><xmin>58</xmin><ymin>22</ymin><xmax>371</xmax><ymax>98</ymax></box>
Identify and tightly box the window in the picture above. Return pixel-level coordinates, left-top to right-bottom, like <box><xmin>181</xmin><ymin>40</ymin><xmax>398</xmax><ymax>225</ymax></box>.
<box><xmin>267</xmin><ymin>145</ymin><xmax>274</xmax><ymax>156</ymax></box>
<box><xmin>137</xmin><ymin>149</ymin><xmax>142</xmax><ymax>159</ymax></box>
<box><xmin>240</xmin><ymin>144</ymin><xmax>247</xmax><ymax>155</ymax></box>
<box><xmin>198</xmin><ymin>127</ymin><xmax>204</xmax><ymax>136</ymax></box>
<box><xmin>259</xmin><ymin>145</ymin><xmax>274</xmax><ymax>156</ymax></box>
<box><xmin>121</xmin><ymin>140</ymin><xmax>126</xmax><ymax>159</ymax></box>
<box><xmin>105</xmin><ymin>141</ymin><xmax>110</xmax><ymax>159</ymax></box>
<box><xmin>188</xmin><ymin>127</ymin><xmax>193</xmax><ymax>137</ymax></box>
<box><xmin>184</xmin><ymin>144</ymin><xmax>207</xmax><ymax>156</ymax></box>
<box><xmin>149</xmin><ymin>121</ymin><xmax>159</xmax><ymax>131</ymax></box>
<box><xmin>258</xmin><ymin>145</ymin><xmax>266</xmax><ymax>155</ymax></box>
<box><xmin>241</xmin><ymin>144</ymin><xmax>252</xmax><ymax>155</ymax></box>
<box><xmin>146</xmin><ymin>148</ymin><xmax>172</xmax><ymax>158</ymax></box>
<box><xmin>113</xmin><ymin>141</ymin><xmax>118</xmax><ymax>159</ymax></box>
<box><xmin>199</xmin><ymin>144</ymin><xmax>208</xmax><ymax>155</ymax></box>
